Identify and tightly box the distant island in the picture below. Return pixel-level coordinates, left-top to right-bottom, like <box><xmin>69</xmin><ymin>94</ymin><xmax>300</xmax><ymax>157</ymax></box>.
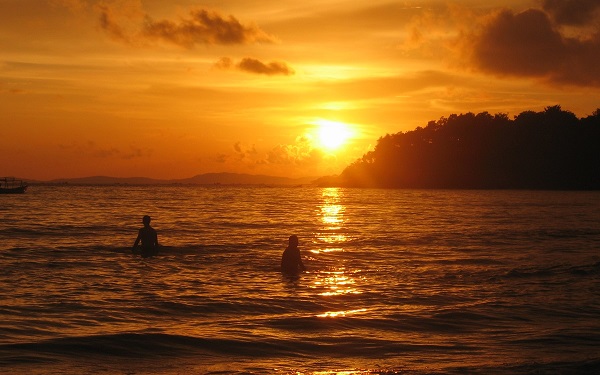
<box><xmin>38</xmin><ymin>173</ymin><xmax>317</xmax><ymax>186</ymax></box>
<box><xmin>317</xmin><ymin>105</ymin><xmax>600</xmax><ymax>189</ymax></box>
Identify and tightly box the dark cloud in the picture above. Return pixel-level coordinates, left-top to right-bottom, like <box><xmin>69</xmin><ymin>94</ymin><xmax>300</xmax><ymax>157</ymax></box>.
<box><xmin>470</xmin><ymin>9</ymin><xmax>564</xmax><ymax>77</ymax></box>
<box><xmin>466</xmin><ymin>8</ymin><xmax>600</xmax><ymax>86</ymax></box>
<box><xmin>237</xmin><ymin>58</ymin><xmax>294</xmax><ymax>76</ymax></box>
<box><xmin>214</xmin><ymin>57</ymin><xmax>234</xmax><ymax>70</ymax></box>
<box><xmin>142</xmin><ymin>9</ymin><xmax>275</xmax><ymax>47</ymax></box>
<box><xmin>215</xmin><ymin>57</ymin><xmax>294</xmax><ymax>76</ymax></box>
<box><xmin>541</xmin><ymin>0</ymin><xmax>600</xmax><ymax>26</ymax></box>
<box><xmin>92</xmin><ymin>3</ymin><xmax>275</xmax><ymax>47</ymax></box>
<box><xmin>97</xmin><ymin>3</ymin><xmax>130</xmax><ymax>43</ymax></box>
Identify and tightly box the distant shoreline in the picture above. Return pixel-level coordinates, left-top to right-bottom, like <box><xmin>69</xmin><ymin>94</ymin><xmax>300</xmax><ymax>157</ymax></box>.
<box><xmin>19</xmin><ymin>172</ymin><xmax>320</xmax><ymax>187</ymax></box>
<box><xmin>27</xmin><ymin>182</ymin><xmax>316</xmax><ymax>188</ymax></box>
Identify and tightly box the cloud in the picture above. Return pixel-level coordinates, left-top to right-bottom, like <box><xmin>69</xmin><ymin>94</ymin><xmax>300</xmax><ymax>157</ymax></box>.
<box><xmin>233</xmin><ymin>142</ymin><xmax>257</xmax><ymax>162</ymax></box>
<box><xmin>56</xmin><ymin>1</ymin><xmax>277</xmax><ymax>47</ymax></box>
<box><xmin>214</xmin><ymin>57</ymin><xmax>234</xmax><ymax>69</ymax></box>
<box><xmin>91</xmin><ymin>2</ymin><xmax>275</xmax><ymax>48</ymax></box>
<box><xmin>462</xmin><ymin>7</ymin><xmax>600</xmax><ymax>87</ymax></box>
<box><xmin>215</xmin><ymin>57</ymin><xmax>294</xmax><ymax>76</ymax></box>
<box><xmin>238</xmin><ymin>58</ymin><xmax>294</xmax><ymax>76</ymax></box>
<box><xmin>214</xmin><ymin>153</ymin><xmax>228</xmax><ymax>163</ymax></box>
<box><xmin>266</xmin><ymin>135</ymin><xmax>323</xmax><ymax>166</ymax></box>
<box><xmin>400</xmin><ymin>2</ymin><xmax>469</xmax><ymax>59</ymax></box>
<box><xmin>541</xmin><ymin>0</ymin><xmax>600</xmax><ymax>26</ymax></box>
<box><xmin>97</xmin><ymin>3</ymin><xmax>131</xmax><ymax>43</ymax></box>
<box><xmin>469</xmin><ymin>9</ymin><xmax>565</xmax><ymax>77</ymax></box>
<box><xmin>142</xmin><ymin>9</ymin><xmax>276</xmax><ymax>47</ymax></box>
<box><xmin>213</xmin><ymin>142</ymin><xmax>261</xmax><ymax>165</ymax></box>
<box><xmin>215</xmin><ymin>137</ymin><xmax>324</xmax><ymax>168</ymax></box>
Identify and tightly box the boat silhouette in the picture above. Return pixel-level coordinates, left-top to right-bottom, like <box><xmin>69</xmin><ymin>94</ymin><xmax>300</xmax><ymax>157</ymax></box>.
<box><xmin>0</xmin><ymin>177</ymin><xmax>28</xmax><ymax>194</ymax></box>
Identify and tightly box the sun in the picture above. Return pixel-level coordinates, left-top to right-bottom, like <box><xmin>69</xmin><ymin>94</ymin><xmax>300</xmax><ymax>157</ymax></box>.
<box><xmin>315</xmin><ymin>119</ymin><xmax>352</xmax><ymax>151</ymax></box>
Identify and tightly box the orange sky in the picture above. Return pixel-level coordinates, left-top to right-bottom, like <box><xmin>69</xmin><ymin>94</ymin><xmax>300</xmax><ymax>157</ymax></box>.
<box><xmin>2</xmin><ymin>0</ymin><xmax>600</xmax><ymax>180</ymax></box>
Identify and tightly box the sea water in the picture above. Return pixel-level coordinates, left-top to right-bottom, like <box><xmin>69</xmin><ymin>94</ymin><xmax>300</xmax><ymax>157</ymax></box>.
<box><xmin>0</xmin><ymin>186</ymin><xmax>599</xmax><ymax>374</ymax></box>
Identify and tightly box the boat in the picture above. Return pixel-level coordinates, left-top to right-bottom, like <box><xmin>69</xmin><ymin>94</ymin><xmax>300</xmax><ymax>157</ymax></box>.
<box><xmin>0</xmin><ymin>177</ymin><xmax>28</xmax><ymax>194</ymax></box>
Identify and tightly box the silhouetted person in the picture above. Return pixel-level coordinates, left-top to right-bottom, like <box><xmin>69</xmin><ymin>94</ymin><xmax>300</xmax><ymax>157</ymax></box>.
<box><xmin>281</xmin><ymin>235</ymin><xmax>306</xmax><ymax>275</ymax></box>
<box><xmin>132</xmin><ymin>215</ymin><xmax>159</xmax><ymax>258</ymax></box>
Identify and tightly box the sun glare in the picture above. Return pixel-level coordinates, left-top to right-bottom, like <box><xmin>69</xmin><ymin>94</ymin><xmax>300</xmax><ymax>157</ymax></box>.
<box><xmin>315</xmin><ymin>119</ymin><xmax>352</xmax><ymax>151</ymax></box>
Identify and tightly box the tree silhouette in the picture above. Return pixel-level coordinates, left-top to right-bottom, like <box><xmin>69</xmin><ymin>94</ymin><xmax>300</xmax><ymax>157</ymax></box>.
<box><xmin>319</xmin><ymin>106</ymin><xmax>600</xmax><ymax>189</ymax></box>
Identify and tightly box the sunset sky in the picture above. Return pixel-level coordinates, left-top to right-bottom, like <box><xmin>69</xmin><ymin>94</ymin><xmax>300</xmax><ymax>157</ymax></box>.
<box><xmin>2</xmin><ymin>0</ymin><xmax>600</xmax><ymax>180</ymax></box>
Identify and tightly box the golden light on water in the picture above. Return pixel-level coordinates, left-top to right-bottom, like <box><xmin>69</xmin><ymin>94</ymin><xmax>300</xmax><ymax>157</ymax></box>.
<box><xmin>321</xmin><ymin>204</ymin><xmax>343</xmax><ymax>226</ymax></box>
<box><xmin>310</xmin><ymin>247</ymin><xmax>343</xmax><ymax>254</ymax></box>
<box><xmin>314</xmin><ymin>188</ymin><xmax>348</xmax><ymax>249</ymax></box>
<box><xmin>313</xmin><ymin>270</ymin><xmax>362</xmax><ymax>296</ymax></box>
<box><xmin>296</xmin><ymin>370</ymin><xmax>387</xmax><ymax>375</ymax></box>
<box><xmin>312</xmin><ymin>188</ymin><xmax>364</xmax><ymax>301</ymax></box>
<box><xmin>317</xmin><ymin>308</ymin><xmax>368</xmax><ymax>318</ymax></box>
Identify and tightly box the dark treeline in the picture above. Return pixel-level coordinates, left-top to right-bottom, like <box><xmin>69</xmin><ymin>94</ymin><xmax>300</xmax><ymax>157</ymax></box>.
<box><xmin>321</xmin><ymin>105</ymin><xmax>600</xmax><ymax>189</ymax></box>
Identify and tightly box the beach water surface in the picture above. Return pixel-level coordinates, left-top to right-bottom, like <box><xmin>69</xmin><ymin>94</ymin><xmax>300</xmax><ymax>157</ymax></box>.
<box><xmin>1</xmin><ymin>186</ymin><xmax>599</xmax><ymax>374</ymax></box>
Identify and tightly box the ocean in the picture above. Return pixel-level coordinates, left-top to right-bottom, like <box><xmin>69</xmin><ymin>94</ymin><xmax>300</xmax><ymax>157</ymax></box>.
<box><xmin>0</xmin><ymin>186</ymin><xmax>599</xmax><ymax>374</ymax></box>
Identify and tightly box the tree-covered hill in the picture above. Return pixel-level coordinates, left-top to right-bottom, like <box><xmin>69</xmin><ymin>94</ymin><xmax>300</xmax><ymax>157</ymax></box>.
<box><xmin>320</xmin><ymin>105</ymin><xmax>600</xmax><ymax>189</ymax></box>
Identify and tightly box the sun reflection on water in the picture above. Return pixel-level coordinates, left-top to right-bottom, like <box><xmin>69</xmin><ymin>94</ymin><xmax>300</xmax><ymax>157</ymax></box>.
<box><xmin>283</xmin><ymin>370</ymin><xmax>392</xmax><ymax>375</ymax></box>
<box><xmin>312</xmin><ymin>270</ymin><xmax>362</xmax><ymax>296</ymax></box>
<box><xmin>317</xmin><ymin>308</ymin><xmax>368</xmax><ymax>318</ymax></box>
<box><xmin>321</xmin><ymin>204</ymin><xmax>343</xmax><ymax>226</ymax></box>
<box><xmin>309</xmin><ymin>247</ymin><xmax>342</xmax><ymax>254</ymax></box>
<box><xmin>316</xmin><ymin>187</ymin><xmax>348</xmax><ymax>249</ymax></box>
<box><xmin>312</xmin><ymin>188</ymin><xmax>367</xmax><ymax>316</ymax></box>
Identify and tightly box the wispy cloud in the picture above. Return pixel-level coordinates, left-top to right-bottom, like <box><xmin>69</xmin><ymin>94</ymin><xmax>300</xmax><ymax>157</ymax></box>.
<box><xmin>215</xmin><ymin>57</ymin><xmax>294</xmax><ymax>76</ymax></box>
<box><xmin>59</xmin><ymin>141</ymin><xmax>151</xmax><ymax>160</ymax></box>
<box><xmin>215</xmin><ymin>137</ymin><xmax>324</xmax><ymax>168</ymax></box>
<box><xmin>49</xmin><ymin>0</ymin><xmax>86</xmax><ymax>13</ymax></box>
<box><xmin>89</xmin><ymin>1</ymin><xmax>276</xmax><ymax>47</ymax></box>
<box><xmin>0</xmin><ymin>81</ymin><xmax>25</xmax><ymax>95</ymax></box>
<box><xmin>265</xmin><ymin>135</ymin><xmax>323</xmax><ymax>166</ymax></box>
<box><xmin>233</xmin><ymin>142</ymin><xmax>258</xmax><ymax>162</ymax></box>
<box><xmin>142</xmin><ymin>9</ymin><xmax>276</xmax><ymax>47</ymax></box>
<box><xmin>97</xmin><ymin>2</ymin><xmax>132</xmax><ymax>43</ymax></box>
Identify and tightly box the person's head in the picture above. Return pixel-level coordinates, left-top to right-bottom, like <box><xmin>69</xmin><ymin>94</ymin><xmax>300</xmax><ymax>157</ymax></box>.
<box><xmin>142</xmin><ymin>215</ymin><xmax>151</xmax><ymax>226</ymax></box>
<box><xmin>288</xmin><ymin>235</ymin><xmax>298</xmax><ymax>247</ymax></box>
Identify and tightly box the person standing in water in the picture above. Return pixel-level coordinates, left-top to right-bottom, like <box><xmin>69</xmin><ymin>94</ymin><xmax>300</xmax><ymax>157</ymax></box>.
<box><xmin>281</xmin><ymin>235</ymin><xmax>306</xmax><ymax>275</ymax></box>
<box><xmin>132</xmin><ymin>215</ymin><xmax>159</xmax><ymax>258</ymax></box>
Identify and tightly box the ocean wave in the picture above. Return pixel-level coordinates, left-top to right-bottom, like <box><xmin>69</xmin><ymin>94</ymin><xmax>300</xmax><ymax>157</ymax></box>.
<box><xmin>1</xmin><ymin>243</ymin><xmax>266</xmax><ymax>256</ymax></box>
<box><xmin>0</xmin><ymin>333</ymin><xmax>276</xmax><ymax>363</ymax></box>
<box><xmin>0</xmin><ymin>331</ymin><xmax>468</xmax><ymax>365</ymax></box>
<box><xmin>504</xmin><ymin>261</ymin><xmax>600</xmax><ymax>279</ymax></box>
<box><xmin>444</xmin><ymin>358</ymin><xmax>600</xmax><ymax>375</ymax></box>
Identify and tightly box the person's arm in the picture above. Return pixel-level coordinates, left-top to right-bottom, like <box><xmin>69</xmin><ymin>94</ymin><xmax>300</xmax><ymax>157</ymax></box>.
<box><xmin>154</xmin><ymin>230</ymin><xmax>159</xmax><ymax>247</ymax></box>
<box><xmin>132</xmin><ymin>230</ymin><xmax>141</xmax><ymax>251</ymax></box>
<box><xmin>297</xmin><ymin>249</ymin><xmax>306</xmax><ymax>271</ymax></box>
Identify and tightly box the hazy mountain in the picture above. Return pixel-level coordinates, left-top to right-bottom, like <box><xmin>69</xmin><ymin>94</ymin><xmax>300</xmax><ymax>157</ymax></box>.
<box><xmin>47</xmin><ymin>176</ymin><xmax>162</xmax><ymax>185</ymax></box>
<box><xmin>45</xmin><ymin>173</ymin><xmax>317</xmax><ymax>186</ymax></box>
